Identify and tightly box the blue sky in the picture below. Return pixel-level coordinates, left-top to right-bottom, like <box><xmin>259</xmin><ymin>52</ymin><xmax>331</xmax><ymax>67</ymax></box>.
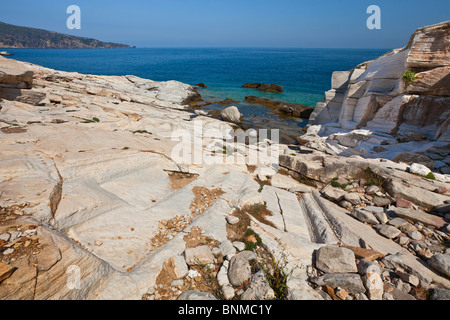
<box><xmin>0</xmin><ymin>0</ymin><xmax>448</xmax><ymax>48</ymax></box>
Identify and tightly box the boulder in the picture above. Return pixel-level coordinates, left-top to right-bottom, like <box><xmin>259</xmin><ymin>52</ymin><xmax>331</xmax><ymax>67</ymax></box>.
<box><xmin>388</xmin><ymin>217</ymin><xmax>416</xmax><ymax>233</ymax></box>
<box><xmin>218</xmin><ymin>240</ymin><xmax>236</xmax><ymax>258</ymax></box>
<box><xmin>349</xmin><ymin>208</ymin><xmax>379</xmax><ymax>225</ymax></box>
<box><xmin>242</xmin><ymin>83</ymin><xmax>284</xmax><ymax>93</ymax></box>
<box><xmin>396</xmin><ymin>199</ymin><xmax>413</xmax><ymax>209</ymax></box>
<box><xmin>430</xmin><ymin>288</ymin><xmax>450</xmax><ymax>300</ymax></box>
<box><xmin>184</xmin><ymin>246</ymin><xmax>215</xmax><ymax>266</ymax></box>
<box><xmin>372</xmin><ymin>196</ymin><xmax>391</xmax><ymax>207</ymax></box>
<box><xmin>220</xmin><ymin>106</ymin><xmax>243</xmax><ymax>124</ymax></box>
<box><xmin>357</xmin><ymin>258</ymin><xmax>381</xmax><ymax>275</ymax></box>
<box><xmin>410</xmin><ymin>163</ymin><xmax>432</xmax><ymax>177</ymax></box>
<box><xmin>321</xmin><ymin>185</ymin><xmax>346</xmax><ymax>202</ymax></box>
<box><xmin>344</xmin><ymin>193</ymin><xmax>362</xmax><ymax>205</ymax></box>
<box><xmin>266</xmin><ymin>84</ymin><xmax>284</xmax><ymax>93</ymax></box>
<box><xmin>345</xmin><ymin>247</ymin><xmax>384</xmax><ymax>261</ymax></box>
<box><xmin>392</xmin><ymin>207</ymin><xmax>446</xmax><ymax>229</ymax></box>
<box><xmin>393</xmin><ymin>153</ymin><xmax>435</xmax><ymax>170</ymax></box>
<box><xmin>227</xmin><ymin>251</ymin><xmax>257</xmax><ymax>287</ymax></box>
<box><xmin>395</xmin><ymin>269</ymin><xmax>420</xmax><ymax>287</ymax></box>
<box><xmin>364</xmin><ymin>271</ymin><xmax>383</xmax><ymax>300</ymax></box>
<box><xmin>428</xmin><ymin>254</ymin><xmax>450</xmax><ymax>278</ymax></box>
<box><xmin>225</xmin><ymin>216</ymin><xmax>240</xmax><ymax>225</ymax></box>
<box><xmin>375</xmin><ymin>225</ymin><xmax>401</xmax><ymax>239</ymax></box>
<box><xmin>241</xmin><ymin>270</ymin><xmax>275</xmax><ymax>300</ymax></box>
<box><xmin>383</xmin><ymin>178</ymin><xmax>448</xmax><ymax>210</ymax></box>
<box><xmin>315</xmin><ymin>245</ymin><xmax>358</xmax><ymax>274</ymax></box>
<box><xmin>244</xmin><ymin>96</ymin><xmax>313</xmax><ymax>118</ymax></box>
<box><xmin>435</xmin><ymin>203</ymin><xmax>450</xmax><ymax>214</ymax></box>
<box><xmin>365</xmin><ymin>185</ymin><xmax>380</xmax><ymax>195</ymax></box>
<box><xmin>0</xmin><ymin>56</ymin><xmax>34</xmax><ymax>89</ymax></box>
<box><xmin>311</xmin><ymin>273</ymin><xmax>366</xmax><ymax>294</ymax></box>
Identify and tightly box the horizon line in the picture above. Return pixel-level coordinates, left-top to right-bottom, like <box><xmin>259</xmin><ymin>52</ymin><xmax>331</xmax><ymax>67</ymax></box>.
<box><xmin>1</xmin><ymin>46</ymin><xmax>394</xmax><ymax>50</ymax></box>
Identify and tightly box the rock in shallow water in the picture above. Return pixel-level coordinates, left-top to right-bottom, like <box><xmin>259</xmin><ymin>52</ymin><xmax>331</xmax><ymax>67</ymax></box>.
<box><xmin>220</xmin><ymin>106</ymin><xmax>244</xmax><ymax>124</ymax></box>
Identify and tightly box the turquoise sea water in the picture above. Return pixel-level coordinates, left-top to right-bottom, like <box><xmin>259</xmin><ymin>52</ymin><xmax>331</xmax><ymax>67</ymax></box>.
<box><xmin>2</xmin><ymin>47</ymin><xmax>389</xmax><ymax>140</ymax></box>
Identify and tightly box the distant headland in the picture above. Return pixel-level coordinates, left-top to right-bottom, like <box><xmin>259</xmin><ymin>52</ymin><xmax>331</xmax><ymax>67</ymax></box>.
<box><xmin>0</xmin><ymin>21</ymin><xmax>131</xmax><ymax>49</ymax></box>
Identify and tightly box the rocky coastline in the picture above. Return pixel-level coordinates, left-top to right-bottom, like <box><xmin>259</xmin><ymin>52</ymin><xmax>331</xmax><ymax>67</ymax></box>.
<box><xmin>0</xmin><ymin>21</ymin><xmax>449</xmax><ymax>301</ymax></box>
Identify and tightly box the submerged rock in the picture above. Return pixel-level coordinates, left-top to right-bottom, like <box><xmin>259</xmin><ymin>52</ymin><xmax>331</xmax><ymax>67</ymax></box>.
<box><xmin>244</xmin><ymin>95</ymin><xmax>313</xmax><ymax>118</ymax></box>
<box><xmin>242</xmin><ymin>83</ymin><xmax>284</xmax><ymax>93</ymax></box>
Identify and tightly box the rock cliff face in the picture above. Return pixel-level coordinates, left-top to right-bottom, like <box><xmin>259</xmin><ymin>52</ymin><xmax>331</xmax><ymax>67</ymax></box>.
<box><xmin>304</xmin><ymin>21</ymin><xmax>450</xmax><ymax>173</ymax></box>
<box><xmin>309</xmin><ymin>21</ymin><xmax>449</xmax><ymax>139</ymax></box>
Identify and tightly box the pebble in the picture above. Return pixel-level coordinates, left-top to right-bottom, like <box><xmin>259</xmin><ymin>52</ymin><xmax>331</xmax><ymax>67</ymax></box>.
<box><xmin>335</xmin><ymin>287</ymin><xmax>349</xmax><ymax>300</ymax></box>
<box><xmin>187</xmin><ymin>269</ymin><xmax>201</xmax><ymax>279</ymax></box>
<box><xmin>222</xmin><ymin>284</ymin><xmax>235</xmax><ymax>300</ymax></box>
<box><xmin>8</xmin><ymin>231</ymin><xmax>22</xmax><ymax>241</ymax></box>
<box><xmin>24</xmin><ymin>229</ymin><xmax>36</xmax><ymax>236</ymax></box>
<box><xmin>398</xmin><ymin>236</ymin><xmax>410</xmax><ymax>246</ymax></box>
<box><xmin>407</xmin><ymin>231</ymin><xmax>423</xmax><ymax>241</ymax></box>
<box><xmin>365</xmin><ymin>185</ymin><xmax>379</xmax><ymax>195</ymax></box>
<box><xmin>373</xmin><ymin>197</ymin><xmax>391</xmax><ymax>207</ymax></box>
<box><xmin>376</xmin><ymin>225</ymin><xmax>401</xmax><ymax>239</ymax></box>
<box><xmin>3</xmin><ymin>248</ymin><xmax>14</xmax><ymax>255</ymax></box>
<box><xmin>232</xmin><ymin>241</ymin><xmax>246</xmax><ymax>252</ymax></box>
<box><xmin>0</xmin><ymin>233</ymin><xmax>11</xmax><ymax>242</ymax></box>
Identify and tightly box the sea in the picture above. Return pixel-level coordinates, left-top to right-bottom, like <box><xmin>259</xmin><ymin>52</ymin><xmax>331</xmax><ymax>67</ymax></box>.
<box><xmin>2</xmin><ymin>47</ymin><xmax>389</xmax><ymax>141</ymax></box>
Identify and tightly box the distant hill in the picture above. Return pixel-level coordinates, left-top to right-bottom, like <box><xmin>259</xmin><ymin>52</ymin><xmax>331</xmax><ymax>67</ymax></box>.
<box><xmin>0</xmin><ymin>21</ymin><xmax>131</xmax><ymax>49</ymax></box>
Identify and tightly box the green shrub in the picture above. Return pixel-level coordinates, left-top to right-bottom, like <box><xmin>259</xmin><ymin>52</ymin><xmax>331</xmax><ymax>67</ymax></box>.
<box><xmin>243</xmin><ymin>229</ymin><xmax>262</xmax><ymax>251</ymax></box>
<box><xmin>426</xmin><ymin>172</ymin><xmax>436</xmax><ymax>180</ymax></box>
<box><xmin>253</xmin><ymin>251</ymin><xmax>294</xmax><ymax>300</ymax></box>
<box><xmin>402</xmin><ymin>70</ymin><xmax>418</xmax><ymax>83</ymax></box>
<box><xmin>81</xmin><ymin>117</ymin><xmax>100</xmax><ymax>123</ymax></box>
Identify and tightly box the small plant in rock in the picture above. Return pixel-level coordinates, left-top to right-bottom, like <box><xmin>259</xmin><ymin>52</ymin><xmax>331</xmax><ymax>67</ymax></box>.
<box><xmin>194</xmin><ymin>258</ymin><xmax>224</xmax><ymax>300</ymax></box>
<box><xmin>297</xmin><ymin>175</ymin><xmax>316</xmax><ymax>187</ymax></box>
<box><xmin>257</xmin><ymin>179</ymin><xmax>271</xmax><ymax>193</ymax></box>
<box><xmin>402</xmin><ymin>70</ymin><xmax>418</xmax><ymax>83</ymax></box>
<box><xmin>81</xmin><ymin>117</ymin><xmax>100</xmax><ymax>123</ymax></box>
<box><xmin>331</xmin><ymin>177</ymin><xmax>352</xmax><ymax>190</ymax></box>
<box><xmin>253</xmin><ymin>250</ymin><xmax>295</xmax><ymax>300</ymax></box>
<box><xmin>244</xmin><ymin>229</ymin><xmax>262</xmax><ymax>251</ymax></box>
<box><xmin>133</xmin><ymin>130</ymin><xmax>152</xmax><ymax>134</ymax></box>
<box><xmin>240</xmin><ymin>203</ymin><xmax>276</xmax><ymax>228</ymax></box>
<box><xmin>426</xmin><ymin>172</ymin><xmax>436</xmax><ymax>180</ymax></box>
<box><xmin>354</xmin><ymin>167</ymin><xmax>386</xmax><ymax>190</ymax></box>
